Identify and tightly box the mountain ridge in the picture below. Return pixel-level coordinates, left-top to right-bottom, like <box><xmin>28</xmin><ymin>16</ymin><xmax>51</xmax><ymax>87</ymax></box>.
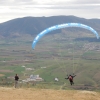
<box><xmin>0</xmin><ymin>15</ymin><xmax>100</xmax><ymax>38</ymax></box>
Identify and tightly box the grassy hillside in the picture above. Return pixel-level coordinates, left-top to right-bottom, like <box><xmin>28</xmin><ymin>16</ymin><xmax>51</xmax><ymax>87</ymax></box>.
<box><xmin>0</xmin><ymin>31</ymin><xmax>100</xmax><ymax>90</ymax></box>
<box><xmin>0</xmin><ymin>87</ymin><xmax>100</xmax><ymax>100</ymax></box>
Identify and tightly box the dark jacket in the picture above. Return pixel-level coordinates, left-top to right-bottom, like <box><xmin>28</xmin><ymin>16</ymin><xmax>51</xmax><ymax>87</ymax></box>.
<box><xmin>65</xmin><ymin>75</ymin><xmax>76</xmax><ymax>81</ymax></box>
<box><xmin>15</xmin><ymin>75</ymin><xmax>19</xmax><ymax>81</ymax></box>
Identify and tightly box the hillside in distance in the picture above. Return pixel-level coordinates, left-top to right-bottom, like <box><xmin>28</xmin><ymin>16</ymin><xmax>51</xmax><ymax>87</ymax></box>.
<box><xmin>0</xmin><ymin>15</ymin><xmax>100</xmax><ymax>38</ymax></box>
<box><xmin>0</xmin><ymin>16</ymin><xmax>100</xmax><ymax>91</ymax></box>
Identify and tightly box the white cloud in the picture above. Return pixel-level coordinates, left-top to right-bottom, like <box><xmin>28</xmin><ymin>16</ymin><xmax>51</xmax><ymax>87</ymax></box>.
<box><xmin>0</xmin><ymin>0</ymin><xmax>100</xmax><ymax>23</ymax></box>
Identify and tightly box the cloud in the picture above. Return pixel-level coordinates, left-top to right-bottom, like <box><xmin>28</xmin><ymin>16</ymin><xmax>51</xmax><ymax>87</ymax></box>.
<box><xmin>0</xmin><ymin>0</ymin><xmax>100</xmax><ymax>6</ymax></box>
<box><xmin>73</xmin><ymin>0</ymin><xmax>100</xmax><ymax>4</ymax></box>
<box><xmin>0</xmin><ymin>0</ymin><xmax>100</xmax><ymax>23</ymax></box>
<box><xmin>0</xmin><ymin>0</ymin><xmax>100</xmax><ymax>5</ymax></box>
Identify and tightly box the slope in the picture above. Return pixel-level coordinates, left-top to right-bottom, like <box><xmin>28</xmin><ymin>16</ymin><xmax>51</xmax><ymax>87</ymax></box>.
<box><xmin>0</xmin><ymin>87</ymin><xmax>100</xmax><ymax>100</ymax></box>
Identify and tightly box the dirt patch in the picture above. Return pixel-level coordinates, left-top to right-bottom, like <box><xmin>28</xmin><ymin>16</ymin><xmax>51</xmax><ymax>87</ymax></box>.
<box><xmin>0</xmin><ymin>74</ymin><xmax>5</xmax><ymax>77</ymax></box>
<box><xmin>78</xmin><ymin>90</ymin><xmax>97</xmax><ymax>95</ymax></box>
<box><xmin>0</xmin><ymin>70</ymin><xmax>13</xmax><ymax>73</ymax></box>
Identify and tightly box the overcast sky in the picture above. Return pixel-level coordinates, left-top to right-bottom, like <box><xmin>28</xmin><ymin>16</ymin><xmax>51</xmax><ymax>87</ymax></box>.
<box><xmin>0</xmin><ymin>0</ymin><xmax>100</xmax><ymax>23</ymax></box>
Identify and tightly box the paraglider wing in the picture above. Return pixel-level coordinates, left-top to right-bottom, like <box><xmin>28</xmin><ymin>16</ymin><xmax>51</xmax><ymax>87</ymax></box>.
<box><xmin>32</xmin><ymin>23</ymin><xmax>99</xmax><ymax>49</ymax></box>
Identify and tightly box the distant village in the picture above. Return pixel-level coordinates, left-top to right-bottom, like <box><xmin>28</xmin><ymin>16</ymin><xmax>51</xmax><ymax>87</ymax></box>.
<box><xmin>22</xmin><ymin>74</ymin><xmax>43</xmax><ymax>83</ymax></box>
<box><xmin>21</xmin><ymin>65</ymin><xmax>44</xmax><ymax>83</ymax></box>
<box><xmin>21</xmin><ymin>65</ymin><xmax>59</xmax><ymax>83</ymax></box>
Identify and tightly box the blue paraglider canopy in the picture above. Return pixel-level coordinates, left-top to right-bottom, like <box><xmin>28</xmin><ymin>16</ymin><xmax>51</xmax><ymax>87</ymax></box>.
<box><xmin>32</xmin><ymin>23</ymin><xmax>99</xmax><ymax>49</ymax></box>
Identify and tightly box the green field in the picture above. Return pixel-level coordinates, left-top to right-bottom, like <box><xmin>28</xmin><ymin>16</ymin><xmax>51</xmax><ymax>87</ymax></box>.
<box><xmin>0</xmin><ymin>32</ymin><xmax>100</xmax><ymax>90</ymax></box>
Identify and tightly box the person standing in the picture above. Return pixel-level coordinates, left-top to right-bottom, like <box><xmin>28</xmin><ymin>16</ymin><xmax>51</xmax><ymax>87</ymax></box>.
<box><xmin>15</xmin><ymin>74</ymin><xmax>19</xmax><ymax>88</ymax></box>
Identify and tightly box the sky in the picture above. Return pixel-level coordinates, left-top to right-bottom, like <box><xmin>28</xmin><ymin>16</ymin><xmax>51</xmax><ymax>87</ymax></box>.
<box><xmin>0</xmin><ymin>0</ymin><xmax>100</xmax><ymax>23</ymax></box>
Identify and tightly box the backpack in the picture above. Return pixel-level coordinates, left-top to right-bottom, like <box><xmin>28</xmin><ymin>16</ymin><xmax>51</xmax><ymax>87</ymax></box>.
<box><xmin>69</xmin><ymin>76</ymin><xmax>72</xmax><ymax>80</ymax></box>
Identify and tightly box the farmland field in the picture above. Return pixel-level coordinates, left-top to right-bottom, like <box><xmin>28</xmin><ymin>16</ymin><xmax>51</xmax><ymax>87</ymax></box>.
<box><xmin>0</xmin><ymin>32</ymin><xmax>100</xmax><ymax>90</ymax></box>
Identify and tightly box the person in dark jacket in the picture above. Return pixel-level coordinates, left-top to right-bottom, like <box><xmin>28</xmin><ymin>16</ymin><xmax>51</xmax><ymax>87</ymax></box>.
<box><xmin>65</xmin><ymin>74</ymin><xmax>76</xmax><ymax>85</ymax></box>
<box><xmin>14</xmin><ymin>74</ymin><xmax>19</xmax><ymax>88</ymax></box>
